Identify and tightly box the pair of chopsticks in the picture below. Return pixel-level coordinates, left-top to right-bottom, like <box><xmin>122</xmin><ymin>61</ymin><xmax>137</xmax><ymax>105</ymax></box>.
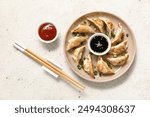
<box><xmin>13</xmin><ymin>42</ymin><xmax>85</xmax><ymax>91</ymax></box>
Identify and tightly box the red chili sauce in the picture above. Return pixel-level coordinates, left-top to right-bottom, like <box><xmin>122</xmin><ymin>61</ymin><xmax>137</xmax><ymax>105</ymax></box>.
<box><xmin>38</xmin><ymin>23</ymin><xmax>57</xmax><ymax>41</ymax></box>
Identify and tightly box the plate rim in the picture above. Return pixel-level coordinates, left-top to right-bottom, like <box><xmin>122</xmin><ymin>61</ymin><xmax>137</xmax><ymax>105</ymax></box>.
<box><xmin>64</xmin><ymin>11</ymin><xmax>137</xmax><ymax>83</ymax></box>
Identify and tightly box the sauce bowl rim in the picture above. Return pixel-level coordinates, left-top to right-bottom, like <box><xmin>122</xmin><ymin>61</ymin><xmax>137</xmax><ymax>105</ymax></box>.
<box><xmin>38</xmin><ymin>22</ymin><xmax>58</xmax><ymax>43</ymax></box>
<box><xmin>88</xmin><ymin>33</ymin><xmax>111</xmax><ymax>56</ymax></box>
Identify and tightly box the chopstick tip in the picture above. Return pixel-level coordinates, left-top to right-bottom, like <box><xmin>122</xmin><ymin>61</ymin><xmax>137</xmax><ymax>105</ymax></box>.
<box><xmin>13</xmin><ymin>41</ymin><xmax>25</xmax><ymax>52</ymax></box>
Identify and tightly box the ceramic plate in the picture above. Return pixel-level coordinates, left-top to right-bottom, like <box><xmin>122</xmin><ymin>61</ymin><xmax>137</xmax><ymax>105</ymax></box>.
<box><xmin>64</xmin><ymin>12</ymin><xmax>136</xmax><ymax>82</ymax></box>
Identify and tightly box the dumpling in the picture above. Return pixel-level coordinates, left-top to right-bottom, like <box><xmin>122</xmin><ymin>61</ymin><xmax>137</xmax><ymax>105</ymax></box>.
<box><xmin>106</xmin><ymin>53</ymin><xmax>129</xmax><ymax>66</ymax></box>
<box><xmin>109</xmin><ymin>40</ymin><xmax>128</xmax><ymax>56</ymax></box>
<box><xmin>97</xmin><ymin>57</ymin><xmax>114</xmax><ymax>75</ymax></box>
<box><xmin>111</xmin><ymin>23</ymin><xmax>124</xmax><ymax>45</ymax></box>
<box><xmin>72</xmin><ymin>24</ymin><xmax>95</xmax><ymax>34</ymax></box>
<box><xmin>66</xmin><ymin>36</ymin><xmax>87</xmax><ymax>51</ymax></box>
<box><xmin>83</xmin><ymin>54</ymin><xmax>94</xmax><ymax>78</ymax></box>
<box><xmin>72</xmin><ymin>46</ymin><xmax>85</xmax><ymax>64</ymax></box>
<box><xmin>87</xmin><ymin>18</ymin><xmax>105</xmax><ymax>33</ymax></box>
<box><xmin>101</xmin><ymin>17</ymin><xmax>114</xmax><ymax>38</ymax></box>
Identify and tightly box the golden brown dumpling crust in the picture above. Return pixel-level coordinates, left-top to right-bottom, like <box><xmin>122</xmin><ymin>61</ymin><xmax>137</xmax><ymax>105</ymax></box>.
<box><xmin>97</xmin><ymin>57</ymin><xmax>114</xmax><ymax>75</ymax></box>
<box><xmin>72</xmin><ymin>46</ymin><xmax>85</xmax><ymax>64</ymax></box>
<box><xmin>106</xmin><ymin>53</ymin><xmax>129</xmax><ymax>66</ymax></box>
<box><xmin>72</xmin><ymin>24</ymin><xmax>95</xmax><ymax>34</ymax></box>
<box><xmin>109</xmin><ymin>40</ymin><xmax>128</xmax><ymax>56</ymax></box>
<box><xmin>87</xmin><ymin>18</ymin><xmax>105</xmax><ymax>33</ymax></box>
<box><xmin>83</xmin><ymin>54</ymin><xmax>94</xmax><ymax>78</ymax></box>
<box><xmin>101</xmin><ymin>17</ymin><xmax>114</xmax><ymax>38</ymax></box>
<box><xmin>66</xmin><ymin>36</ymin><xmax>87</xmax><ymax>51</ymax></box>
<box><xmin>111</xmin><ymin>23</ymin><xmax>124</xmax><ymax>45</ymax></box>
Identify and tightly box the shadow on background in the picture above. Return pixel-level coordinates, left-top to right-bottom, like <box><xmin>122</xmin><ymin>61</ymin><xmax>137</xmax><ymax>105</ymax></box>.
<box><xmin>38</xmin><ymin>35</ymin><xmax>60</xmax><ymax>51</ymax></box>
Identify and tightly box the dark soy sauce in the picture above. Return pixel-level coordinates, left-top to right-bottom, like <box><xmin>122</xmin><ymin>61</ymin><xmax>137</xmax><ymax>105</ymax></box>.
<box><xmin>90</xmin><ymin>35</ymin><xmax>108</xmax><ymax>53</ymax></box>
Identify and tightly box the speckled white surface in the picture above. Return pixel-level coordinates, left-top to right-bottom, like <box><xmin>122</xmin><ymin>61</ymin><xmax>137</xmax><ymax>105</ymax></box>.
<box><xmin>0</xmin><ymin>0</ymin><xmax>150</xmax><ymax>100</ymax></box>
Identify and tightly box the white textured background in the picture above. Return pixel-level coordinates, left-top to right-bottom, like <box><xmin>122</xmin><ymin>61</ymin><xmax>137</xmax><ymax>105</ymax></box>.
<box><xmin>0</xmin><ymin>0</ymin><xmax>150</xmax><ymax>100</ymax></box>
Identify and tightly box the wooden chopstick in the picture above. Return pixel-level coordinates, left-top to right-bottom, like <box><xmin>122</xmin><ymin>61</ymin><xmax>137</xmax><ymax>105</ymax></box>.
<box><xmin>13</xmin><ymin>42</ymin><xmax>85</xmax><ymax>91</ymax></box>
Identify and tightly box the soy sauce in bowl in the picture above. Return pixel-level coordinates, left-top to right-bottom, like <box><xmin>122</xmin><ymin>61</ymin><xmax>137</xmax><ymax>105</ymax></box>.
<box><xmin>88</xmin><ymin>33</ymin><xmax>111</xmax><ymax>56</ymax></box>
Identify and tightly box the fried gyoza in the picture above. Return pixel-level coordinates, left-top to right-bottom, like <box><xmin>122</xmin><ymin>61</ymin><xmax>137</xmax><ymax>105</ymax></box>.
<box><xmin>87</xmin><ymin>18</ymin><xmax>105</xmax><ymax>33</ymax></box>
<box><xmin>109</xmin><ymin>40</ymin><xmax>128</xmax><ymax>56</ymax></box>
<box><xmin>66</xmin><ymin>36</ymin><xmax>87</xmax><ymax>51</ymax></box>
<box><xmin>106</xmin><ymin>53</ymin><xmax>129</xmax><ymax>66</ymax></box>
<box><xmin>101</xmin><ymin>17</ymin><xmax>114</xmax><ymax>38</ymax></box>
<box><xmin>83</xmin><ymin>54</ymin><xmax>94</xmax><ymax>78</ymax></box>
<box><xmin>111</xmin><ymin>23</ymin><xmax>124</xmax><ymax>45</ymax></box>
<box><xmin>72</xmin><ymin>46</ymin><xmax>85</xmax><ymax>64</ymax></box>
<box><xmin>97</xmin><ymin>57</ymin><xmax>114</xmax><ymax>75</ymax></box>
<box><xmin>72</xmin><ymin>24</ymin><xmax>95</xmax><ymax>34</ymax></box>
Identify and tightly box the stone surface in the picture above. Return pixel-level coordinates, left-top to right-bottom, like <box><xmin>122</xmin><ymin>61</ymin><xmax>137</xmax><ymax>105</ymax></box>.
<box><xmin>0</xmin><ymin>0</ymin><xmax>150</xmax><ymax>99</ymax></box>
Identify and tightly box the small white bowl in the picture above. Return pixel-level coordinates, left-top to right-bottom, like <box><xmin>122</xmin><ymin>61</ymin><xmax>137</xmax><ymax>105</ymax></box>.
<box><xmin>88</xmin><ymin>33</ymin><xmax>111</xmax><ymax>56</ymax></box>
<box><xmin>38</xmin><ymin>22</ymin><xmax>58</xmax><ymax>44</ymax></box>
